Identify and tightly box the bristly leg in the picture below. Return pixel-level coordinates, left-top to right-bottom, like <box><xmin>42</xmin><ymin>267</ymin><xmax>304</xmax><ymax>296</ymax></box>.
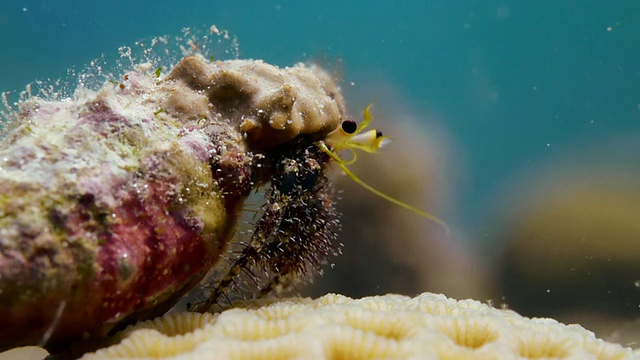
<box><xmin>193</xmin><ymin>138</ymin><xmax>341</xmax><ymax>312</ymax></box>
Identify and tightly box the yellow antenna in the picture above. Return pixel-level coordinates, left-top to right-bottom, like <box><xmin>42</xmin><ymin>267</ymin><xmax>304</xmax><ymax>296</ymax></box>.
<box><xmin>318</xmin><ymin>104</ymin><xmax>450</xmax><ymax>235</ymax></box>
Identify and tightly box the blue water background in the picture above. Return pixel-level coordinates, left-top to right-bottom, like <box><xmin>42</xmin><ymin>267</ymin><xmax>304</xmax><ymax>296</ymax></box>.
<box><xmin>1</xmin><ymin>1</ymin><xmax>638</xmax><ymax>244</ymax></box>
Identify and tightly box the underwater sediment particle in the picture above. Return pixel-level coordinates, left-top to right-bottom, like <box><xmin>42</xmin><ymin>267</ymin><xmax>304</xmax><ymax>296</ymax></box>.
<box><xmin>0</xmin><ymin>54</ymin><xmax>346</xmax><ymax>350</ymax></box>
<box><xmin>80</xmin><ymin>292</ymin><xmax>640</xmax><ymax>360</ymax></box>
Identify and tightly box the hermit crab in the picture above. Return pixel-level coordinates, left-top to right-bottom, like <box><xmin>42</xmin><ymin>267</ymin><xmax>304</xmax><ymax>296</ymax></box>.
<box><xmin>0</xmin><ymin>51</ymin><xmax>444</xmax><ymax>353</ymax></box>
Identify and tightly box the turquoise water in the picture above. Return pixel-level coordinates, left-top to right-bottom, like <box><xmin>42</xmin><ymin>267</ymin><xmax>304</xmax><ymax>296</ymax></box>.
<box><xmin>2</xmin><ymin>1</ymin><xmax>638</xmax><ymax>233</ymax></box>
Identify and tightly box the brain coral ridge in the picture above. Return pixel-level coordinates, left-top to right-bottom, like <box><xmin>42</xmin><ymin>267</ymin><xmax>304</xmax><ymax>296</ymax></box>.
<box><xmin>82</xmin><ymin>292</ymin><xmax>639</xmax><ymax>360</ymax></box>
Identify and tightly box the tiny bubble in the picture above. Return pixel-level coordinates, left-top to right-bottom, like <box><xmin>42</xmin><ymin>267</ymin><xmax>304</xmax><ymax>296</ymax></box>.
<box><xmin>22</xmin><ymin>7</ymin><xmax>28</xmax><ymax>12</ymax></box>
<box><xmin>634</xmin><ymin>280</ymin><xmax>640</xmax><ymax>288</ymax></box>
<box><xmin>546</xmin><ymin>289</ymin><xmax>551</xmax><ymax>293</ymax></box>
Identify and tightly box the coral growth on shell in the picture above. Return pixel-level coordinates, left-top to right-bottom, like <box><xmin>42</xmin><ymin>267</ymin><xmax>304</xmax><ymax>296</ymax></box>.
<box><xmin>0</xmin><ymin>53</ymin><xmax>346</xmax><ymax>350</ymax></box>
<box><xmin>81</xmin><ymin>292</ymin><xmax>639</xmax><ymax>360</ymax></box>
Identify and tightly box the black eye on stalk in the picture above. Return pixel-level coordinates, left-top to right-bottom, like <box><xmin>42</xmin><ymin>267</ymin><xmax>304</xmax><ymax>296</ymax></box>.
<box><xmin>341</xmin><ymin>120</ymin><xmax>357</xmax><ymax>134</ymax></box>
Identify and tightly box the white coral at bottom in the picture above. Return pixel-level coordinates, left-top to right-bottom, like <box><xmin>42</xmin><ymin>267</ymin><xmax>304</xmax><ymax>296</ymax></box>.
<box><xmin>81</xmin><ymin>293</ymin><xmax>639</xmax><ymax>360</ymax></box>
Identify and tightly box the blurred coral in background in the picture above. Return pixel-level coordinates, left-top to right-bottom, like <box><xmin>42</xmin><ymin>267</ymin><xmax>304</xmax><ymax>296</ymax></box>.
<box><xmin>491</xmin><ymin>150</ymin><xmax>640</xmax><ymax>347</ymax></box>
<box><xmin>301</xmin><ymin>74</ymin><xmax>640</xmax><ymax>349</ymax></box>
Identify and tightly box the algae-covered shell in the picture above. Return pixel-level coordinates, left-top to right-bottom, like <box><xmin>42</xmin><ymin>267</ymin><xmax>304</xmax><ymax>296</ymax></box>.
<box><xmin>0</xmin><ymin>54</ymin><xmax>345</xmax><ymax>350</ymax></box>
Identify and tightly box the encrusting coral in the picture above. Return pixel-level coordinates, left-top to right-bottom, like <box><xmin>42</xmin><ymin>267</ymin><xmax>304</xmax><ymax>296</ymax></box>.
<box><xmin>81</xmin><ymin>292</ymin><xmax>639</xmax><ymax>360</ymax></box>
<box><xmin>0</xmin><ymin>53</ymin><xmax>346</xmax><ymax>350</ymax></box>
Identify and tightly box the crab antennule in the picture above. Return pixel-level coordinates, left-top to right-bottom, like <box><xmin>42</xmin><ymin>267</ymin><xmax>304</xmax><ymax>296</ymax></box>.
<box><xmin>319</xmin><ymin>105</ymin><xmax>449</xmax><ymax>234</ymax></box>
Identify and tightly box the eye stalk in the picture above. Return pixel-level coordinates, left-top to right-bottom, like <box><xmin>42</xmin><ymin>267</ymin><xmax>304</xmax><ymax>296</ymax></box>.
<box><xmin>318</xmin><ymin>104</ymin><xmax>450</xmax><ymax>235</ymax></box>
<box><xmin>324</xmin><ymin>105</ymin><xmax>391</xmax><ymax>154</ymax></box>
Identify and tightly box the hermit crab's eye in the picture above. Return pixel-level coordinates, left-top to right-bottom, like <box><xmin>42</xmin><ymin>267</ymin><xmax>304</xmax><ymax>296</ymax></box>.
<box><xmin>318</xmin><ymin>104</ymin><xmax>450</xmax><ymax>234</ymax></box>
<box><xmin>341</xmin><ymin>120</ymin><xmax>358</xmax><ymax>134</ymax></box>
<box><xmin>324</xmin><ymin>105</ymin><xmax>390</xmax><ymax>154</ymax></box>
